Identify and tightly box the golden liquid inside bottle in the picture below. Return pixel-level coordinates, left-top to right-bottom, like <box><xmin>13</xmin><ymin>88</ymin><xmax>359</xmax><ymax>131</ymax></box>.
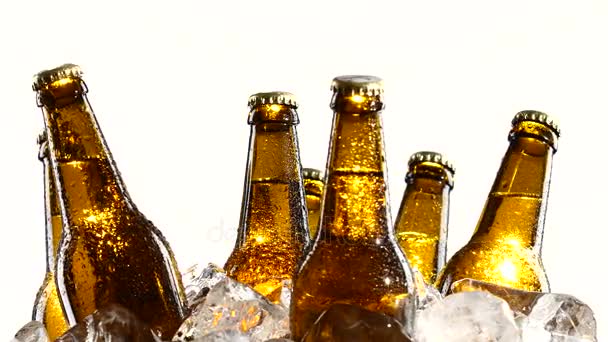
<box><xmin>291</xmin><ymin>77</ymin><xmax>413</xmax><ymax>340</ymax></box>
<box><xmin>33</xmin><ymin>273</ymin><xmax>69</xmax><ymax>340</ymax></box>
<box><xmin>225</xmin><ymin>97</ymin><xmax>309</xmax><ymax>302</ymax></box>
<box><xmin>394</xmin><ymin>156</ymin><xmax>453</xmax><ymax>285</ymax></box>
<box><xmin>32</xmin><ymin>141</ymin><xmax>70</xmax><ymax>341</ymax></box>
<box><xmin>303</xmin><ymin>170</ymin><xmax>323</xmax><ymax>239</ymax></box>
<box><xmin>34</xmin><ymin>66</ymin><xmax>187</xmax><ymax>339</ymax></box>
<box><xmin>304</xmin><ymin>192</ymin><xmax>321</xmax><ymax>238</ymax></box>
<box><xmin>436</xmin><ymin>116</ymin><xmax>557</xmax><ymax>294</ymax></box>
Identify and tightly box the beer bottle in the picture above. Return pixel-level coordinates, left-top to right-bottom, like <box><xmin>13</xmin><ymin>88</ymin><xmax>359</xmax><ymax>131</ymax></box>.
<box><xmin>394</xmin><ymin>151</ymin><xmax>454</xmax><ymax>285</ymax></box>
<box><xmin>290</xmin><ymin>76</ymin><xmax>414</xmax><ymax>340</ymax></box>
<box><xmin>302</xmin><ymin>168</ymin><xmax>324</xmax><ymax>239</ymax></box>
<box><xmin>32</xmin><ymin>64</ymin><xmax>188</xmax><ymax>339</ymax></box>
<box><xmin>436</xmin><ymin>110</ymin><xmax>559</xmax><ymax>294</ymax></box>
<box><xmin>224</xmin><ymin>92</ymin><xmax>310</xmax><ymax>302</ymax></box>
<box><xmin>32</xmin><ymin>132</ymin><xmax>70</xmax><ymax>340</ymax></box>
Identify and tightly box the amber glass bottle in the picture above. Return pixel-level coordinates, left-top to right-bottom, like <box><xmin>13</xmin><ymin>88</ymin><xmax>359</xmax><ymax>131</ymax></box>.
<box><xmin>394</xmin><ymin>151</ymin><xmax>454</xmax><ymax>285</ymax></box>
<box><xmin>436</xmin><ymin>110</ymin><xmax>559</xmax><ymax>294</ymax></box>
<box><xmin>32</xmin><ymin>64</ymin><xmax>188</xmax><ymax>339</ymax></box>
<box><xmin>290</xmin><ymin>76</ymin><xmax>414</xmax><ymax>340</ymax></box>
<box><xmin>32</xmin><ymin>132</ymin><xmax>70</xmax><ymax>340</ymax></box>
<box><xmin>224</xmin><ymin>92</ymin><xmax>310</xmax><ymax>302</ymax></box>
<box><xmin>302</xmin><ymin>168</ymin><xmax>324</xmax><ymax>239</ymax></box>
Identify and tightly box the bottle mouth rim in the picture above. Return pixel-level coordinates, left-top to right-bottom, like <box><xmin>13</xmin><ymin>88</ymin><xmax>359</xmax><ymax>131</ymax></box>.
<box><xmin>509</xmin><ymin>119</ymin><xmax>559</xmax><ymax>152</ymax></box>
<box><xmin>406</xmin><ymin>166</ymin><xmax>455</xmax><ymax>189</ymax></box>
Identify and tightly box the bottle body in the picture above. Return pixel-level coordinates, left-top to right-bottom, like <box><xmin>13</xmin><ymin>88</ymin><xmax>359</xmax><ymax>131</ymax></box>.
<box><xmin>32</xmin><ymin>134</ymin><xmax>70</xmax><ymax>341</ymax></box>
<box><xmin>224</xmin><ymin>93</ymin><xmax>309</xmax><ymax>302</ymax></box>
<box><xmin>394</xmin><ymin>152</ymin><xmax>453</xmax><ymax>285</ymax></box>
<box><xmin>34</xmin><ymin>65</ymin><xmax>187</xmax><ymax>339</ymax></box>
<box><xmin>436</xmin><ymin>112</ymin><xmax>558</xmax><ymax>294</ymax></box>
<box><xmin>291</xmin><ymin>76</ymin><xmax>413</xmax><ymax>340</ymax></box>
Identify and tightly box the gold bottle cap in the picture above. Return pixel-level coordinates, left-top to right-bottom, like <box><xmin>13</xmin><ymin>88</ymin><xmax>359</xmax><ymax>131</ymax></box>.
<box><xmin>32</xmin><ymin>63</ymin><xmax>83</xmax><ymax>91</ymax></box>
<box><xmin>408</xmin><ymin>151</ymin><xmax>455</xmax><ymax>175</ymax></box>
<box><xmin>302</xmin><ymin>168</ymin><xmax>324</xmax><ymax>181</ymax></box>
<box><xmin>248</xmin><ymin>92</ymin><xmax>298</xmax><ymax>109</ymax></box>
<box><xmin>512</xmin><ymin>110</ymin><xmax>560</xmax><ymax>137</ymax></box>
<box><xmin>330</xmin><ymin>75</ymin><xmax>384</xmax><ymax>96</ymax></box>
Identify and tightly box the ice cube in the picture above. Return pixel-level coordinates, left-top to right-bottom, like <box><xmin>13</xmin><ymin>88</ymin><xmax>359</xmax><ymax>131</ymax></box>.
<box><xmin>451</xmin><ymin>278</ymin><xmax>541</xmax><ymax>314</ymax></box>
<box><xmin>451</xmin><ymin>278</ymin><xmax>597</xmax><ymax>341</ymax></box>
<box><xmin>278</xmin><ymin>279</ymin><xmax>292</xmax><ymax>311</ymax></box>
<box><xmin>412</xmin><ymin>269</ymin><xmax>442</xmax><ymax>311</ymax></box>
<box><xmin>173</xmin><ymin>277</ymin><xmax>289</xmax><ymax>342</ymax></box>
<box><xmin>414</xmin><ymin>291</ymin><xmax>521</xmax><ymax>342</ymax></box>
<box><xmin>11</xmin><ymin>321</ymin><xmax>50</xmax><ymax>342</ymax></box>
<box><xmin>196</xmin><ymin>330</ymin><xmax>250</xmax><ymax>341</ymax></box>
<box><xmin>55</xmin><ymin>304</ymin><xmax>159</xmax><ymax>342</ymax></box>
<box><xmin>302</xmin><ymin>303</ymin><xmax>411</xmax><ymax>342</ymax></box>
<box><xmin>181</xmin><ymin>263</ymin><xmax>203</xmax><ymax>286</ymax></box>
<box><xmin>182</xmin><ymin>263</ymin><xmax>227</xmax><ymax>308</ymax></box>
<box><xmin>521</xmin><ymin>294</ymin><xmax>597</xmax><ymax>342</ymax></box>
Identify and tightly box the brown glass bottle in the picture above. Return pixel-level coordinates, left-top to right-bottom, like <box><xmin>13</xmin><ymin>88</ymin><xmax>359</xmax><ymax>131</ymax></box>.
<box><xmin>302</xmin><ymin>168</ymin><xmax>324</xmax><ymax>239</ymax></box>
<box><xmin>394</xmin><ymin>151</ymin><xmax>454</xmax><ymax>285</ymax></box>
<box><xmin>224</xmin><ymin>92</ymin><xmax>310</xmax><ymax>302</ymax></box>
<box><xmin>436</xmin><ymin>110</ymin><xmax>559</xmax><ymax>294</ymax></box>
<box><xmin>32</xmin><ymin>132</ymin><xmax>70</xmax><ymax>340</ymax></box>
<box><xmin>32</xmin><ymin>64</ymin><xmax>188</xmax><ymax>339</ymax></box>
<box><xmin>290</xmin><ymin>76</ymin><xmax>414</xmax><ymax>340</ymax></box>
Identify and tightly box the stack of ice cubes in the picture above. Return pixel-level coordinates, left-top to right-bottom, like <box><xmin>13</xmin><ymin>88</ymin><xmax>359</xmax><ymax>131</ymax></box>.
<box><xmin>12</xmin><ymin>266</ymin><xmax>597</xmax><ymax>342</ymax></box>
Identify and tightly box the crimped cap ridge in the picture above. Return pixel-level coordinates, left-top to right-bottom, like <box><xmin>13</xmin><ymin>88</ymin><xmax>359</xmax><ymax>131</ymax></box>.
<box><xmin>33</xmin><ymin>63</ymin><xmax>82</xmax><ymax>91</ymax></box>
<box><xmin>408</xmin><ymin>151</ymin><xmax>455</xmax><ymax>174</ymax></box>
<box><xmin>248</xmin><ymin>91</ymin><xmax>298</xmax><ymax>109</ymax></box>
<box><xmin>331</xmin><ymin>75</ymin><xmax>384</xmax><ymax>96</ymax></box>
<box><xmin>302</xmin><ymin>168</ymin><xmax>324</xmax><ymax>181</ymax></box>
<box><xmin>512</xmin><ymin>110</ymin><xmax>560</xmax><ymax>137</ymax></box>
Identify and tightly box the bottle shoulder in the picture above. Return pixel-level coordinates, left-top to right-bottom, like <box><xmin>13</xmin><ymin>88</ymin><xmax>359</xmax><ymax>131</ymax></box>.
<box><xmin>296</xmin><ymin>240</ymin><xmax>411</xmax><ymax>291</ymax></box>
<box><xmin>59</xmin><ymin>211</ymin><xmax>177</xmax><ymax>262</ymax></box>
<box><xmin>438</xmin><ymin>241</ymin><xmax>549</xmax><ymax>293</ymax></box>
<box><xmin>32</xmin><ymin>272</ymin><xmax>54</xmax><ymax>320</ymax></box>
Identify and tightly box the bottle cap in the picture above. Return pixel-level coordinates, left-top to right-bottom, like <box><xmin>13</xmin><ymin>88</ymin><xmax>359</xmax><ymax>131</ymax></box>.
<box><xmin>248</xmin><ymin>92</ymin><xmax>298</xmax><ymax>109</ymax></box>
<box><xmin>512</xmin><ymin>110</ymin><xmax>560</xmax><ymax>137</ymax></box>
<box><xmin>32</xmin><ymin>63</ymin><xmax>83</xmax><ymax>91</ymax></box>
<box><xmin>330</xmin><ymin>75</ymin><xmax>384</xmax><ymax>96</ymax></box>
<box><xmin>408</xmin><ymin>151</ymin><xmax>455</xmax><ymax>175</ymax></box>
<box><xmin>302</xmin><ymin>168</ymin><xmax>324</xmax><ymax>181</ymax></box>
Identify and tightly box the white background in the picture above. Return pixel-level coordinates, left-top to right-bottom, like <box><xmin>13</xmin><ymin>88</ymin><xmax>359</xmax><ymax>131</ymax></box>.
<box><xmin>0</xmin><ymin>0</ymin><xmax>606</xmax><ymax>339</ymax></box>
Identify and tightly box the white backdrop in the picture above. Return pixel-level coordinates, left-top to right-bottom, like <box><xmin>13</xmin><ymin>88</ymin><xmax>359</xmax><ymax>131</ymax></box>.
<box><xmin>1</xmin><ymin>0</ymin><xmax>606</xmax><ymax>339</ymax></box>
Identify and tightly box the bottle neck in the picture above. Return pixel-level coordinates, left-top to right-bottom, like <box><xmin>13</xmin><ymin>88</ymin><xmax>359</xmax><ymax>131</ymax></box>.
<box><xmin>240</xmin><ymin>119</ymin><xmax>308</xmax><ymax>245</ymax></box>
<box><xmin>37</xmin><ymin>79</ymin><xmax>135</xmax><ymax>227</ymax></box>
<box><xmin>395</xmin><ymin>176</ymin><xmax>451</xmax><ymax>238</ymax></box>
<box><xmin>394</xmin><ymin>176</ymin><xmax>451</xmax><ymax>276</ymax></box>
<box><xmin>472</xmin><ymin>132</ymin><xmax>555</xmax><ymax>252</ymax></box>
<box><xmin>319</xmin><ymin>109</ymin><xmax>393</xmax><ymax>242</ymax></box>
<box><xmin>304</xmin><ymin>178</ymin><xmax>323</xmax><ymax>237</ymax></box>
<box><xmin>42</xmin><ymin>157</ymin><xmax>63</xmax><ymax>272</ymax></box>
